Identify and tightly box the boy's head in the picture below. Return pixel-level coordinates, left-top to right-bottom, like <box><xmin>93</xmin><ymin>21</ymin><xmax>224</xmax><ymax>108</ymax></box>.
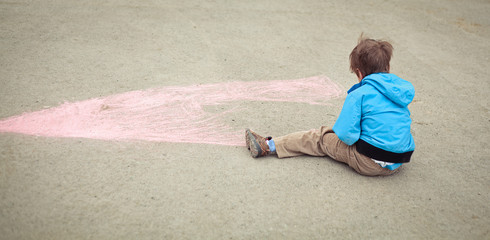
<box><xmin>349</xmin><ymin>35</ymin><xmax>393</xmax><ymax>80</ymax></box>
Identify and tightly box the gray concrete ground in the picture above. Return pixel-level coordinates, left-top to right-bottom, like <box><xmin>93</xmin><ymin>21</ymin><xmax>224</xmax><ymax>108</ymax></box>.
<box><xmin>1</xmin><ymin>0</ymin><xmax>489</xmax><ymax>239</ymax></box>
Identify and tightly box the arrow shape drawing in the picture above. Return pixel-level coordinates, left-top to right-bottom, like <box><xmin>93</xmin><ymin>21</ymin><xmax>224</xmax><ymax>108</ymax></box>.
<box><xmin>0</xmin><ymin>76</ymin><xmax>343</xmax><ymax>146</ymax></box>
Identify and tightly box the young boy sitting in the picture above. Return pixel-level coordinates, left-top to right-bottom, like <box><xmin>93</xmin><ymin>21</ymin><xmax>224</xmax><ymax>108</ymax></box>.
<box><xmin>245</xmin><ymin>36</ymin><xmax>415</xmax><ymax>176</ymax></box>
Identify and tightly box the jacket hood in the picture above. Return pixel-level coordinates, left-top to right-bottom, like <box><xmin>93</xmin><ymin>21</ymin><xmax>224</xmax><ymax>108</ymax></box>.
<box><xmin>362</xmin><ymin>73</ymin><xmax>414</xmax><ymax>107</ymax></box>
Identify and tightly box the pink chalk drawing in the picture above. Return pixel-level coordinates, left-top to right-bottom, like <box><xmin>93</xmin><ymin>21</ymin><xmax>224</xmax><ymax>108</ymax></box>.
<box><xmin>0</xmin><ymin>76</ymin><xmax>343</xmax><ymax>146</ymax></box>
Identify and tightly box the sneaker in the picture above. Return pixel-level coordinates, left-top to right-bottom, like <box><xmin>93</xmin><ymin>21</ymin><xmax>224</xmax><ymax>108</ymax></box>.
<box><xmin>245</xmin><ymin>129</ymin><xmax>271</xmax><ymax>158</ymax></box>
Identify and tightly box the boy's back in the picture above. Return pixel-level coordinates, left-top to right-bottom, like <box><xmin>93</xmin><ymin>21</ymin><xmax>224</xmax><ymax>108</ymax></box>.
<box><xmin>333</xmin><ymin>72</ymin><xmax>415</xmax><ymax>155</ymax></box>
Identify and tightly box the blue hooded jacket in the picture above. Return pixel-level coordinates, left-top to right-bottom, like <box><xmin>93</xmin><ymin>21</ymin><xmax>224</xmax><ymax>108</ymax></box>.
<box><xmin>332</xmin><ymin>73</ymin><xmax>415</xmax><ymax>154</ymax></box>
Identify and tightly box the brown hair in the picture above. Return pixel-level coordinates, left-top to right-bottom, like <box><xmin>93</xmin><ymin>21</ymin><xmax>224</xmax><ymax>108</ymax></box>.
<box><xmin>349</xmin><ymin>34</ymin><xmax>393</xmax><ymax>78</ymax></box>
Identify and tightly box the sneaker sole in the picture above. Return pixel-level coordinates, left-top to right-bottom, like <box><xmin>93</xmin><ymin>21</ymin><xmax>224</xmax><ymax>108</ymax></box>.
<box><xmin>245</xmin><ymin>129</ymin><xmax>251</xmax><ymax>150</ymax></box>
<box><xmin>246</xmin><ymin>129</ymin><xmax>262</xmax><ymax>158</ymax></box>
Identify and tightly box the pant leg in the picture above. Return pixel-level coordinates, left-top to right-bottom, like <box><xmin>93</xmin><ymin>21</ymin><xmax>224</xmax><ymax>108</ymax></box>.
<box><xmin>274</xmin><ymin>127</ymin><xmax>330</xmax><ymax>158</ymax></box>
<box><xmin>274</xmin><ymin>126</ymin><xmax>399</xmax><ymax>176</ymax></box>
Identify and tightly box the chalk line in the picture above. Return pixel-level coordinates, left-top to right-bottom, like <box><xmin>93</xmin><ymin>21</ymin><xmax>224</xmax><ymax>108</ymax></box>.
<box><xmin>0</xmin><ymin>76</ymin><xmax>343</xmax><ymax>146</ymax></box>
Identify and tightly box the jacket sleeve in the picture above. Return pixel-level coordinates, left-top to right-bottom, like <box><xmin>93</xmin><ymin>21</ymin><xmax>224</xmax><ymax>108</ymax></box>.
<box><xmin>332</xmin><ymin>91</ymin><xmax>362</xmax><ymax>146</ymax></box>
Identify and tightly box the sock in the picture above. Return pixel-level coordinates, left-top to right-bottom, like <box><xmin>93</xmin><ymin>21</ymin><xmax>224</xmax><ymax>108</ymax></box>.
<box><xmin>266</xmin><ymin>139</ymin><xmax>276</xmax><ymax>153</ymax></box>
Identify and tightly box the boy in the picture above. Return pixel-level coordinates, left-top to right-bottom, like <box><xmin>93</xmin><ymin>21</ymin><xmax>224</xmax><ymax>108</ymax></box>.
<box><xmin>245</xmin><ymin>36</ymin><xmax>415</xmax><ymax>176</ymax></box>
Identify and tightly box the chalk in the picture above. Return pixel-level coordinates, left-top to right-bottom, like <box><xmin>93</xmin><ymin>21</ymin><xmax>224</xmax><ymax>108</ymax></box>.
<box><xmin>0</xmin><ymin>76</ymin><xmax>343</xmax><ymax>146</ymax></box>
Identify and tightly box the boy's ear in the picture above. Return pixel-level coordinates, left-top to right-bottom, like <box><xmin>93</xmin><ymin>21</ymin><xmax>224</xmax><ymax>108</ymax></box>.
<box><xmin>355</xmin><ymin>69</ymin><xmax>364</xmax><ymax>80</ymax></box>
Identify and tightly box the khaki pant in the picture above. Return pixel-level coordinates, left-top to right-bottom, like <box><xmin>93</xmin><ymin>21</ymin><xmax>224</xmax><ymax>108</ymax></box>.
<box><xmin>274</xmin><ymin>126</ymin><xmax>399</xmax><ymax>176</ymax></box>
